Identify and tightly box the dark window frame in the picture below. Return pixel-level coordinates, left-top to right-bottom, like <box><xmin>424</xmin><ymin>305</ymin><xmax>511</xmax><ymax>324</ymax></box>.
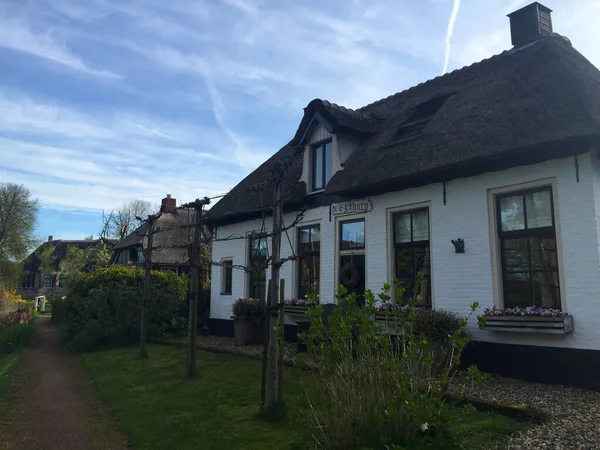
<box><xmin>311</xmin><ymin>139</ymin><xmax>333</xmax><ymax>191</ymax></box>
<box><xmin>221</xmin><ymin>259</ymin><xmax>233</xmax><ymax>295</ymax></box>
<box><xmin>248</xmin><ymin>235</ymin><xmax>268</xmax><ymax>300</ymax></box>
<box><xmin>42</xmin><ymin>274</ymin><xmax>54</xmax><ymax>288</ymax></box>
<box><xmin>297</xmin><ymin>224</ymin><xmax>320</xmax><ymax>299</ymax></box>
<box><xmin>392</xmin><ymin>208</ymin><xmax>431</xmax><ymax>305</ymax></box>
<box><xmin>339</xmin><ymin>218</ymin><xmax>366</xmax><ymax>251</ymax></box>
<box><xmin>496</xmin><ymin>186</ymin><xmax>561</xmax><ymax>309</ymax></box>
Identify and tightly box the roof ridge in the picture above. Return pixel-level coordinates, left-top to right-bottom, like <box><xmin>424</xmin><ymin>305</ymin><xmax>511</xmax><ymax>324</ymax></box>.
<box><xmin>356</xmin><ymin>34</ymin><xmax>570</xmax><ymax>112</ymax></box>
<box><xmin>319</xmin><ymin>99</ymin><xmax>373</xmax><ymax>121</ymax></box>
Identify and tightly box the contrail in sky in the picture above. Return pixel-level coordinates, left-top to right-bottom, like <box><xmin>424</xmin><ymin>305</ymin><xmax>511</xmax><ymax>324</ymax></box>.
<box><xmin>442</xmin><ymin>0</ymin><xmax>461</xmax><ymax>75</ymax></box>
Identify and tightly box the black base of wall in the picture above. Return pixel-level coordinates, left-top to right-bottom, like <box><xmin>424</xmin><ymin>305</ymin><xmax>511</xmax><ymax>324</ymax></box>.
<box><xmin>208</xmin><ymin>319</ymin><xmax>600</xmax><ymax>391</ymax></box>
<box><xmin>462</xmin><ymin>341</ymin><xmax>600</xmax><ymax>391</ymax></box>
<box><xmin>208</xmin><ymin>319</ymin><xmax>299</xmax><ymax>343</ymax></box>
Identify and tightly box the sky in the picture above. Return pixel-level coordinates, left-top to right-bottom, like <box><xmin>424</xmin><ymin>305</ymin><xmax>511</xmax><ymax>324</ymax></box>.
<box><xmin>1</xmin><ymin>0</ymin><xmax>599</xmax><ymax>243</ymax></box>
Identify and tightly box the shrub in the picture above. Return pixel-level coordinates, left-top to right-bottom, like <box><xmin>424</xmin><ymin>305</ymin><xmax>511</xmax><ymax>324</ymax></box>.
<box><xmin>413</xmin><ymin>309</ymin><xmax>461</xmax><ymax>340</ymax></box>
<box><xmin>51</xmin><ymin>297</ymin><xmax>67</xmax><ymax>325</ymax></box>
<box><xmin>0</xmin><ymin>284</ymin><xmax>28</xmax><ymax>316</ymax></box>
<box><xmin>302</xmin><ymin>284</ymin><xmax>480</xmax><ymax>449</ymax></box>
<box><xmin>232</xmin><ymin>298</ymin><xmax>265</xmax><ymax>318</ymax></box>
<box><xmin>0</xmin><ymin>323</ymin><xmax>36</xmax><ymax>352</ymax></box>
<box><xmin>62</xmin><ymin>266</ymin><xmax>188</xmax><ymax>352</ymax></box>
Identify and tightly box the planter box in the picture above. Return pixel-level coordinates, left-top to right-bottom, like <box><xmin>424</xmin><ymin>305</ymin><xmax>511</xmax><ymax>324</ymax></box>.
<box><xmin>483</xmin><ymin>315</ymin><xmax>574</xmax><ymax>334</ymax></box>
<box><xmin>284</xmin><ymin>305</ymin><xmax>310</xmax><ymax>316</ymax></box>
<box><xmin>374</xmin><ymin>312</ymin><xmax>397</xmax><ymax>323</ymax></box>
<box><xmin>233</xmin><ymin>316</ymin><xmax>264</xmax><ymax>346</ymax></box>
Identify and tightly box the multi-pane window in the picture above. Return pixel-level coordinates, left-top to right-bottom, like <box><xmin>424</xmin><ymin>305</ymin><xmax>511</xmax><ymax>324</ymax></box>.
<box><xmin>248</xmin><ymin>236</ymin><xmax>267</xmax><ymax>300</ymax></box>
<box><xmin>21</xmin><ymin>274</ymin><xmax>35</xmax><ymax>288</ymax></box>
<box><xmin>42</xmin><ymin>274</ymin><xmax>54</xmax><ymax>288</ymax></box>
<box><xmin>312</xmin><ymin>141</ymin><xmax>333</xmax><ymax>191</ymax></box>
<box><xmin>58</xmin><ymin>277</ymin><xmax>67</xmax><ymax>288</ymax></box>
<box><xmin>339</xmin><ymin>219</ymin><xmax>366</xmax><ymax>302</ymax></box>
<box><xmin>496</xmin><ymin>186</ymin><xmax>560</xmax><ymax>309</ymax></box>
<box><xmin>297</xmin><ymin>225</ymin><xmax>320</xmax><ymax>299</ymax></box>
<box><xmin>392</xmin><ymin>209</ymin><xmax>431</xmax><ymax>305</ymax></box>
<box><xmin>221</xmin><ymin>259</ymin><xmax>233</xmax><ymax>295</ymax></box>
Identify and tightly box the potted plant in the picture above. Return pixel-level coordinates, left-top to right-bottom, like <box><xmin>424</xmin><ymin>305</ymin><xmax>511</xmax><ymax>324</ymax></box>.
<box><xmin>480</xmin><ymin>306</ymin><xmax>573</xmax><ymax>334</ymax></box>
<box><xmin>232</xmin><ymin>298</ymin><xmax>265</xmax><ymax>346</ymax></box>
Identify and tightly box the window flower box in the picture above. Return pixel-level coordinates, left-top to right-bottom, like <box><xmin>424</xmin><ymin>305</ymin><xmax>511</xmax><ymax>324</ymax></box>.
<box><xmin>284</xmin><ymin>305</ymin><xmax>311</xmax><ymax>316</ymax></box>
<box><xmin>283</xmin><ymin>298</ymin><xmax>317</xmax><ymax>316</ymax></box>
<box><xmin>482</xmin><ymin>307</ymin><xmax>573</xmax><ymax>334</ymax></box>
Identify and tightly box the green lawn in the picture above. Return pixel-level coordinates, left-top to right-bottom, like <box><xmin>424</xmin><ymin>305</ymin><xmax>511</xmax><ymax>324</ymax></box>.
<box><xmin>0</xmin><ymin>351</ymin><xmax>22</xmax><ymax>408</ymax></box>
<box><xmin>82</xmin><ymin>345</ymin><xmax>526</xmax><ymax>450</ymax></box>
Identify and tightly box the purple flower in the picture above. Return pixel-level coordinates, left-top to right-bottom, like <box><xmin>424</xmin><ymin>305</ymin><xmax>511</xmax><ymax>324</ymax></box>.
<box><xmin>483</xmin><ymin>305</ymin><xmax>565</xmax><ymax>317</ymax></box>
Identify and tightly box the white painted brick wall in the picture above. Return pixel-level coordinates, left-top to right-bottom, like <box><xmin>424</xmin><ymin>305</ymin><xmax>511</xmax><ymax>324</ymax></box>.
<box><xmin>211</xmin><ymin>153</ymin><xmax>600</xmax><ymax>350</ymax></box>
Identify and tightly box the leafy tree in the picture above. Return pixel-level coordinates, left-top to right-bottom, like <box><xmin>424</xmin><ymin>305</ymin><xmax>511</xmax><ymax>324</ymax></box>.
<box><xmin>0</xmin><ymin>183</ymin><xmax>39</xmax><ymax>284</ymax></box>
<box><xmin>39</xmin><ymin>244</ymin><xmax>86</xmax><ymax>297</ymax></box>
<box><xmin>84</xmin><ymin>241</ymin><xmax>111</xmax><ymax>271</ymax></box>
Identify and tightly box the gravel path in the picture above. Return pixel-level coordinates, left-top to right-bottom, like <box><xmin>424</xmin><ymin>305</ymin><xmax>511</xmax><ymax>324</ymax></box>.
<box><xmin>160</xmin><ymin>334</ymin><xmax>600</xmax><ymax>449</ymax></box>
<box><xmin>451</xmin><ymin>375</ymin><xmax>600</xmax><ymax>450</ymax></box>
<box><xmin>0</xmin><ymin>317</ymin><xmax>127</xmax><ymax>450</ymax></box>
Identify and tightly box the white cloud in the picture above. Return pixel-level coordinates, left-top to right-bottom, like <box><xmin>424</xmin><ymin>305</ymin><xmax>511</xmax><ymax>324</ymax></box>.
<box><xmin>0</xmin><ymin>19</ymin><xmax>121</xmax><ymax>79</ymax></box>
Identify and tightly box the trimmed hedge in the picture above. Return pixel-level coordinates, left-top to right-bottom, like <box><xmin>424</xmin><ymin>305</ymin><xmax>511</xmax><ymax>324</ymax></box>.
<box><xmin>63</xmin><ymin>266</ymin><xmax>188</xmax><ymax>352</ymax></box>
<box><xmin>51</xmin><ymin>298</ymin><xmax>67</xmax><ymax>325</ymax></box>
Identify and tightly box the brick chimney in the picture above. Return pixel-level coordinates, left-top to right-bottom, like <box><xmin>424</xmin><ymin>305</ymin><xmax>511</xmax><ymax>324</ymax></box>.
<box><xmin>48</xmin><ymin>235</ymin><xmax>53</xmax><ymax>242</ymax></box>
<box><xmin>508</xmin><ymin>2</ymin><xmax>553</xmax><ymax>48</ymax></box>
<box><xmin>161</xmin><ymin>194</ymin><xmax>177</xmax><ymax>213</ymax></box>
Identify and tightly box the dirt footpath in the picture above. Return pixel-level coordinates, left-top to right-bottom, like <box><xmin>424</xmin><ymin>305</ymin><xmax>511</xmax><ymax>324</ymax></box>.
<box><xmin>0</xmin><ymin>316</ymin><xmax>127</xmax><ymax>450</ymax></box>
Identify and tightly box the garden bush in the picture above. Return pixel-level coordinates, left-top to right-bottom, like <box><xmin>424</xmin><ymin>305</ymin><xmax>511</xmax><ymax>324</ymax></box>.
<box><xmin>0</xmin><ymin>323</ymin><xmax>36</xmax><ymax>353</ymax></box>
<box><xmin>51</xmin><ymin>297</ymin><xmax>67</xmax><ymax>325</ymax></box>
<box><xmin>302</xmin><ymin>284</ymin><xmax>481</xmax><ymax>449</ymax></box>
<box><xmin>62</xmin><ymin>265</ymin><xmax>188</xmax><ymax>352</ymax></box>
<box><xmin>232</xmin><ymin>298</ymin><xmax>265</xmax><ymax>318</ymax></box>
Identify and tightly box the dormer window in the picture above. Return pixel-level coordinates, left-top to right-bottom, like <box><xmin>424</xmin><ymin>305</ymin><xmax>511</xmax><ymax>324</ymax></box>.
<box><xmin>312</xmin><ymin>140</ymin><xmax>333</xmax><ymax>191</ymax></box>
<box><xmin>395</xmin><ymin>94</ymin><xmax>453</xmax><ymax>143</ymax></box>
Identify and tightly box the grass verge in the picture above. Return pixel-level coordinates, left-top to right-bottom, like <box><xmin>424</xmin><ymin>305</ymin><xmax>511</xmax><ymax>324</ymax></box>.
<box><xmin>82</xmin><ymin>344</ymin><xmax>532</xmax><ymax>450</ymax></box>
<box><xmin>0</xmin><ymin>352</ymin><xmax>23</xmax><ymax>409</ymax></box>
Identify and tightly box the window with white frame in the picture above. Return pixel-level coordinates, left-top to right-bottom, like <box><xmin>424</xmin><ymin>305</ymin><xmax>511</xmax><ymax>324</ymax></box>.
<box><xmin>496</xmin><ymin>186</ymin><xmax>561</xmax><ymax>309</ymax></box>
<box><xmin>312</xmin><ymin>141</ymin><xmax>333</xmax><ymax>191</ymax></box>
<box><xmin>339</xmin><ymin>219</ymin><xmax>366</xmax><ymax>302</ymax></box>
<box><xmin>221</xmin><ymin>259</ymin><xmax>233</xmax><ymax>295</ymax></box>
<box><xmin>392</xmin><ymin>208</ymin><xmax>431</xmax><ymax>305</ymax></box>
<box><xmin>297</xmin><ymin>225</ymin><xmax>320</xmax><ymax>299</ymax></box>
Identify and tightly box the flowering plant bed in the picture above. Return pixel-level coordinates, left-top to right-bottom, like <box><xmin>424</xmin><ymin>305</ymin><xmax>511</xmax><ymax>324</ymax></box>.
<box><xmin>482</xmin><ymin>307</ymin><xmax>573</xmax><ymax>334</ymax></box>
<box><xmin>484</xmin><ymin>306</ymin><xmax>566</xmax><ymax>317</ymax></box>
<box><xmin>374</xmin><ymin>302</ymin><xmax>428</xmax><ymax>322</ymax></box>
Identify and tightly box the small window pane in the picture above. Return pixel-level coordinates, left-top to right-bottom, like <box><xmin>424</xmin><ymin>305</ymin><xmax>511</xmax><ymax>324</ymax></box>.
<box><xmin>394</xmin><ymin>214</ymin><xmax>411</xmax><ymax>243</ymax></box>
<box><xmin>526</xmin><ymin>190</ymin><xmax>552</xmax><ymax>229</ymax></box>
<box><xmin>505</xmin><ymin>272</ymin><xmax>532</xmax><ymax>307</ymax></box>
<box><xmin>341</xmin><ymin>221</ymin><xmax>365</xmax><ymax>250</ymax></box>
<box><xmin>533</xmin><ymin>272</ymin><xmax>560</xmax><ymax>308</ymax></box>
<box><xmin>503</xmin><ymin>238</ymin><xmax>529</xmax><ymax>272</ymax></box>
<box><xmin>251</xmin><ymin>237</ymin><xmax>267</xmax><ymax>258</ymax></box>
<box><xmin>324</xmin><ymin>142</ymin><xmax>333</xmax><ymax>185</ymax></box>
<box><xmin>529</xmin><ymin>236</ymin><xmax>557</xmax><ymax>269</ymax></box>
<box><xmin>313</xmin><ymin>145</ymin><xmax>324</xmax><ymax>190</ymax></box>
<box><xmin>412</xmin><ymin>210</ymin><xmax>429</xmax><ymax>241</ymax></box>
<box><xmin>500</xmin><ymin>195</ymin><xmax>525</xmax><ymax>231</ymax></box>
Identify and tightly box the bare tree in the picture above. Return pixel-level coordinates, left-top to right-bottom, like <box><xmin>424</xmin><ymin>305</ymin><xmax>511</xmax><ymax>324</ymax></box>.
<box><xmin>104</xmin><ymin>200</ymin><xmax>155</xmax><ymax>241</ymax></box>
<box><xmin>183</xmin><ymin>197</ymin><xmax>211</xmax><ymax>379</ymax></box>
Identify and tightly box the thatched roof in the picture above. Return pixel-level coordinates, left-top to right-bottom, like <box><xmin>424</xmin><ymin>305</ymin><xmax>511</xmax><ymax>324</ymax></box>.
<box><xmin>208</xmin><ymin>34</ymin><xmax>600</xmax><ymax>223</ymax></box>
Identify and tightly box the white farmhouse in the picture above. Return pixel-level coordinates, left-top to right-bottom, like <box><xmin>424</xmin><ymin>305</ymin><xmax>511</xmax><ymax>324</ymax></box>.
<box><xmin>207</xmin><ymin>3</ymin><xmax>600</xmax><ymax>389</ymax></box>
